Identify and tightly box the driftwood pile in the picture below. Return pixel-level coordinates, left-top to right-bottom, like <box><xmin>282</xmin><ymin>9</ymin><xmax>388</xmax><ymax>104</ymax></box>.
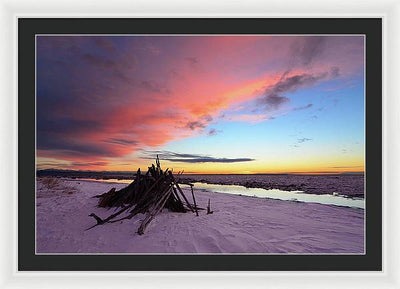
<box><xmin>87</xmin><ymin>156</ymin><xmax>208</xmax><ymax>235</ymax></box>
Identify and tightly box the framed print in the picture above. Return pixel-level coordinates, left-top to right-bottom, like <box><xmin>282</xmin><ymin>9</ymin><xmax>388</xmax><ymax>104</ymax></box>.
<box><xmin>17</xmin><ymin>18</ymin><xmax>382</xmax><ymax>271</ymax></box>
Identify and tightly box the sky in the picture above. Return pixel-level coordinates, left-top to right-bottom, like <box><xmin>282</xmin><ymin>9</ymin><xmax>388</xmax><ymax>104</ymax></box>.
<box><xmin>36</xmin><ymin>35</ymin><xmax>365</xmax><ymax>174</ymax></box>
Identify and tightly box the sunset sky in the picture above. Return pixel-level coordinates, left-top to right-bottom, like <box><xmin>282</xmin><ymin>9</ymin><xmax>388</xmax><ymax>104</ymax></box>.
<box><xmin>36</xmin><ymin>35</ymin><xmax>365</xmax><ymax>174</ymax></box>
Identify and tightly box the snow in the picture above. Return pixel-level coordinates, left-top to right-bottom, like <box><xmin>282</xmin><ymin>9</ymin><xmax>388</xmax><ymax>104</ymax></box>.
<box><xmin>36</xmin><ymin>178</ymin><xmax>364</xmax><ymax>254</ymax></box>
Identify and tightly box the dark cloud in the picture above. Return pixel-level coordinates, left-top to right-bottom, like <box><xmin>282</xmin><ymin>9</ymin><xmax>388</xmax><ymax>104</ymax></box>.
<box><xmin>184</xmin><ymin>114</ymin><xmax>213</xmax><ymax>130</ymax></box>
<box><xmin>259</xmin><ymin>73</ymin><xmax>326</xmax><ymax>110</ymax></box>
<box><xmin>141</xmin><ymin>150</ymin><xmax>255</xmax><ymax>163</ymax></box>
<box><xmin>297</xmin><ymin>138</ymin><xmax>312</xmax><ymax>143</ymax></box>
<box><xmin>255</xmin><ymin>37</ymin><xmax>330</xmax><ymax>112</ymax></box>
<box><xmin>103</xmin><ymin>138</ymin><xmax>138</xmax><ymax>146</ymax></box>
<box><xmin>293</xmin><ymin>103</ymin><xmax>313</xmax><ymax>111</ymax></box>
<box><xmin>274</xmin><ymin>74</ymin><xmax>324</xmax><ymax>93</ymax></box>
<box><xmin>291</xmin><ymin>36</ymin><xmax>326</xmax><ymax>66</ymax></box>
<box><xmin>261</xmin><ymin>93</ymin><xmax>290</xmax><ymax>109</ymax></box>
<box><xmin>185</xmin><ymin>121</ymin><xmax>207</xmax><ymax>130</ymax></box>
<box><xmin>208</xmin><ymin>128</ymin><xmax>222</xmax><ymax>136</ymax></box>
<box><xmin>291</xmin><ymin>137</ymin><xmax>312</xmax><ymax>148</ymax></box>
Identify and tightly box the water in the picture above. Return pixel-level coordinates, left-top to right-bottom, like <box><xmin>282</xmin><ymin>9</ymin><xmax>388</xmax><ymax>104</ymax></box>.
<box><xmin>74</xmin><ymin>178</ymin><xmax>364</xmax><ymax>209</ymax></box>
<box><xmin>182</xmin><ymin>182</ymin><xmax>364</xmax><ymax>209</ymax></box>
<box><xmin>180</xmin><ymin>174</ymin><xmax>364</xmax><ymax>198</ymax></box>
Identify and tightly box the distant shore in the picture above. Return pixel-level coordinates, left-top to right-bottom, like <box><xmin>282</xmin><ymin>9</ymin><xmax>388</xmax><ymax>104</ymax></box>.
<box><xmin>37</xmin><ymin>169</ymin><xmax>365</xmax><ymax>198</ymax></box>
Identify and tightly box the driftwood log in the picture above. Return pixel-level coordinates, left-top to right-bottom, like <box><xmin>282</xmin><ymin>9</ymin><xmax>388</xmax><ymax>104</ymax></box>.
<box><xmin>207</xmin><ymin>199</ymin><xmax>213</xmax><ymax>215</ymax></box>
<box><xmin>87</xmin><ymin>156</ymin><xmax>205</xmax><ymax>234</ymax></box>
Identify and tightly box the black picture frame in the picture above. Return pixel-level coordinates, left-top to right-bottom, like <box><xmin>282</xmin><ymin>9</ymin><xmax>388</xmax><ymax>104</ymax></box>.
<box><xmin>18</xmin><ymin>18</ymin><xmax>382</xmax><ymax>271</ymax></box>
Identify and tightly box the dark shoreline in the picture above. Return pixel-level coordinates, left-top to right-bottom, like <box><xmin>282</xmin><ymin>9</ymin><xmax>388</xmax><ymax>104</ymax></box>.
<box><xmin>37</xmin><ymin>169</ymin><xmax>365</xmax><ymax>198</ymax></box>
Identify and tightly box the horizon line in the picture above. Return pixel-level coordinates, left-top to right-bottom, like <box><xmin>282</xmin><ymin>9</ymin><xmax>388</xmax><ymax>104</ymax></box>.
<box><xmin>36</xmin><ymin>168</ymin><xmax>365</xmax><ymax>176</ymax></box>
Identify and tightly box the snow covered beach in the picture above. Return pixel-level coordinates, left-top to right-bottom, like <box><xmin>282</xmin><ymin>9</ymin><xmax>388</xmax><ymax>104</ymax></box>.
<box><xmin>36</xmin><ymin>178</ymin><xmax>364</xmax><ymax>254</ymax></box>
